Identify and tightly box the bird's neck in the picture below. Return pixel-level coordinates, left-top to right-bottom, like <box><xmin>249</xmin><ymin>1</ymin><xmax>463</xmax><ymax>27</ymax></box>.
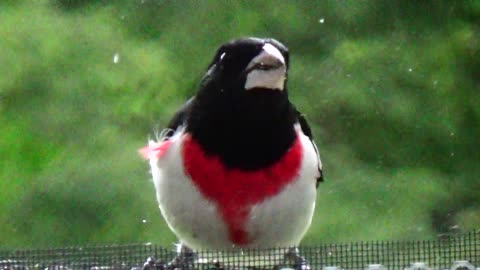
<box><xmin>186</xmin><ymin>91</ymin><xmax>297</xmax><ymax>170</ymax></box>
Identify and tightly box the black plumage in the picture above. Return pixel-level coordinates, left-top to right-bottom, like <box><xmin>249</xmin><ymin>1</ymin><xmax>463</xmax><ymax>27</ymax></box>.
<box><xmin>165</xmin><ymin>37</ymin><xmax>323</xmax><ymax>184</ymax></box>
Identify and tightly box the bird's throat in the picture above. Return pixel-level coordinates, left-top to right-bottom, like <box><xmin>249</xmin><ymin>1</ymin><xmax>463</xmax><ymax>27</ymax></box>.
<box><xmin>186</xmin><ymin>93</ymin><xmax>297</xmax><ymax>170</ymax></box>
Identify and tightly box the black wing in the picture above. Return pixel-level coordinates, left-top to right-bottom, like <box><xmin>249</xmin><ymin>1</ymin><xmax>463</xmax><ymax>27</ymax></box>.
<box><xmin>162</xmin><ymin>97</ymin><xmax>195</xmax><ymax>140</ymax></box>
<box><xmin>296</xmin><ymin>109</ymin><xmax>324</xmax><ymax>188</ymax></box>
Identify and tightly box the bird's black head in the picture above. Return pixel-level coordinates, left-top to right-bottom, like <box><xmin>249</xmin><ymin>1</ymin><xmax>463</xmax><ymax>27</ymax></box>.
<box><xmin>187</xmin><ymin>38</ymin><xmax>297</xmax><ymax>170</ymax></box>
<box><xmin>198</xmin><ymin>37</ymin><xmax>290</xmax><ymax>99</ymax></box>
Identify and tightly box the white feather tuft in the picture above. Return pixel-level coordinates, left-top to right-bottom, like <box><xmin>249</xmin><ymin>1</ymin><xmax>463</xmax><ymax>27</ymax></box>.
<box><xmin>153</xmin><ymin>128</ymin><xmax>175</xmax><ymax>142</ymax></box>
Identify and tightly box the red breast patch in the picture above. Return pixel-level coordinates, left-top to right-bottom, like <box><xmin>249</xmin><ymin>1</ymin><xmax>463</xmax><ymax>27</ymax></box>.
<box><xmin>181</xmin><ymin>134</ymin><xmax>303</xmax><ymax>245</ymax></box>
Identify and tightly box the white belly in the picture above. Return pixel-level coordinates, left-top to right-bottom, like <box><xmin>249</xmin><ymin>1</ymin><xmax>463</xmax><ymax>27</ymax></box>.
<box><xmin>149</xmin><ymin>127</ymin><xmax>318</xmax><ymax>251</ymax></box>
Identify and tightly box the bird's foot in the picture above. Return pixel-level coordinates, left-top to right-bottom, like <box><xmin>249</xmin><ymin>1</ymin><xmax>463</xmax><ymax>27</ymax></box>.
<box><xmin>166</xmin><ymin>244</ymin><xmax>196</xmax><ymax>270</ymax></box>
<box><xmin>283</xmin><ymin>248</ymin><xmax>310</xmax><ymax>270</ymax></box>
<box><xmin>142</xmin><ymin>256</ymin><xmax>165</xmax><ymax>270</ymax></box>
<box><xmin>211</xmin><ymin>259</ymin><xmax>225</xmax><ymax>270</ymax></box>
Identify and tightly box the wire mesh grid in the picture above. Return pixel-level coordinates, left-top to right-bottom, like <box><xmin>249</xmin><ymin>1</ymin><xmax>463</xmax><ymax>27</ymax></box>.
<box><xmin>1</xmin><ymin>230</ymin><xmax>478</xmax><ymax>270</ymax></box>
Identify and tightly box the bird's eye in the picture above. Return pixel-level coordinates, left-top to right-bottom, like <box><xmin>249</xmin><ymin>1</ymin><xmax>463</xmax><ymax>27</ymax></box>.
<box><xmin>257</xmin><ymin>62</ymin><xmax>273</xmax><ymax>70</ymax></box>
<box><xmin>246</xmin><ymin>62</ymin><xmax>276</xmax><ymax>72</ymax></box>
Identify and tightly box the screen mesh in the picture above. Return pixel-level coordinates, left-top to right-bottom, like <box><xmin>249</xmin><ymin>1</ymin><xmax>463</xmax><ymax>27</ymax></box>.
<box><xmin>1</xmin><ymin>230</ymin><xmax>478</xmax><ymax>270</ymax></box>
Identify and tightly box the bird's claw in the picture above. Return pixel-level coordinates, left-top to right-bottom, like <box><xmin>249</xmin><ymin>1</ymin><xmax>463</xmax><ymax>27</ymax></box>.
<box><xmin>166</xmin><ymin>245</ymin><xmax>196</xmax><ymax>270</ymax></box>
<box><xmin>284</xmin><ymin>248</ymin><xmax>311</xmax><ymax>270</ymax></box>
<box><xmin>142</xmin><ymin>257</ymin><xmax>165</xmax><ymax>270</ymax></box>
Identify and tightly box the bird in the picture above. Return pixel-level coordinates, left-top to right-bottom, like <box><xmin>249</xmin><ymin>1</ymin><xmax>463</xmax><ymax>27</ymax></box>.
<box><xmin>140</xmin><ymin>37</ymin><xmax>323</xmax><ymax>269</ymax></box>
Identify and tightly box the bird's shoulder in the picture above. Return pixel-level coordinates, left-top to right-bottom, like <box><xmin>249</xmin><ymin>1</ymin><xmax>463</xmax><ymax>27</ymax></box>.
<box><xmin>164</xmin><ymin>97</ymin><xmax>196</xmax><ymax>136</ymax></box>
<box><xmin>292</xmin><ymin>105</ymin><xmax>324</xmax><ymax>187</ymax></box>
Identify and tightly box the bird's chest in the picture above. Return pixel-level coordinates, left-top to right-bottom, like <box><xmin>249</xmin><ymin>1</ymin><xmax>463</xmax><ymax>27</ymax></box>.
<box><xmin>181</xmin><ymin>134</ymin><xmax>303</xmax><ymax>245</ymax></box>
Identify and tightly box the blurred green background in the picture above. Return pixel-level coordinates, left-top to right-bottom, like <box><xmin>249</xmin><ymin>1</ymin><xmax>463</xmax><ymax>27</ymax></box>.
<box><xmin>1</xmin><ymin>0</ymin><xmax>479</xmax><ymax>248</ymax></box>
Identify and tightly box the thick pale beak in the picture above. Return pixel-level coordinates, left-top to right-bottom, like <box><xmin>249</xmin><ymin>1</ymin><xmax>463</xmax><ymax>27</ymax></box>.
<box><xmin>246</xmin><ymin>43</ymin><xmax>285</xmax><ymax>72</ymax></box>
<box><xmin>244</xmin><ymin>43</ymin><xmax>287</xmax><ymax>91</ymax></box>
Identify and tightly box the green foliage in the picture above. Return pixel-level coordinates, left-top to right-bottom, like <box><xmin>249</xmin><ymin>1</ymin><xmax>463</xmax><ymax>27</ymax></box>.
<box><xmin>0</xmin><ymin>1</ymin><xmax>478</xmax><ymax>248</ymax></box>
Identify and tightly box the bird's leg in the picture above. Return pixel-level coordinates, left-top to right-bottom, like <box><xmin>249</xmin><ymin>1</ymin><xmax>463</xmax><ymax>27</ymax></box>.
<box><xmin>142</xmin><ymin>256</ymin><xmax>165</xmax><ymax>270</ymax></box>
<box><xmin>167</xmin><ymin>244</ymin><xmax>196</xmax><ymax>270</ymax></box>
<box><xmin>283</xmin><ymin>247</ymin><xmax>310</xmax><ymax>270</ymax></box>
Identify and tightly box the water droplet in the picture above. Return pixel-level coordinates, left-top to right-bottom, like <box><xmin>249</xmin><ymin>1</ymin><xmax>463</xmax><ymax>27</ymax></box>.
<box><xmin>113</xmin><ymin>53</ymin><xmax>120</xmax><ymax>64</ymax></box>
<box><xmin>450</xmin><ymin>132</ymin><xmax>455</xmax><ymax>136</ymax></box>
<box><xmin>408</xmin><ymin>68</ymin><xmax>413</xmax><ymax>72</ymax></box>
<box><xmin>142</xmin><ymin>219</ymin><xmax>147</xmax><ymax>223</ymax></box>
<box><xmin>319</xmin><ymin>18</ymin><xmax>325</xmax><ymax>24</ymax></box>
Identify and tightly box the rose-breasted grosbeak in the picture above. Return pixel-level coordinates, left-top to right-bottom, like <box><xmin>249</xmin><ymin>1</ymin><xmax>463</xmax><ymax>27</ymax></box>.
<box><xmin>140</xmin><ymin>37</ymin><xmax>323</xmax><ymax>268</ymax></box>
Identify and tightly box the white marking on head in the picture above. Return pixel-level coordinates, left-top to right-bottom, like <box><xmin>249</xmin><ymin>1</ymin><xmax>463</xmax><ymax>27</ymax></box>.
<box><xmin>244</xmin><ymin>43</ymin><xmax>286</xmax><ymax>91</ymax></box>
